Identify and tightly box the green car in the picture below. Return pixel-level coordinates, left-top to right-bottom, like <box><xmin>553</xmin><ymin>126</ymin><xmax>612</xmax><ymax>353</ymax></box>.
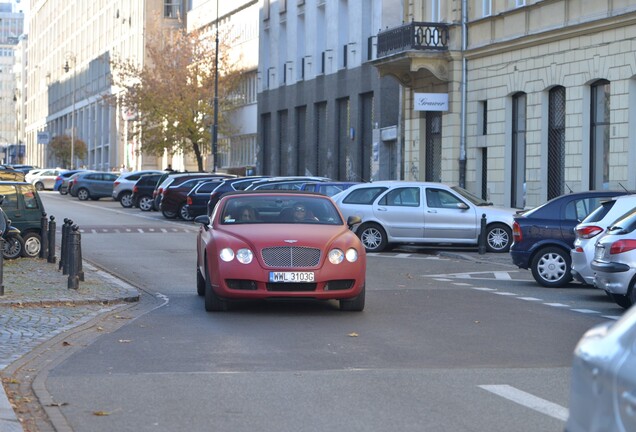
<box><xmin>0</xmin><ymin>181</ymin><xmax>46</xmax><ymax>257</ymax></box>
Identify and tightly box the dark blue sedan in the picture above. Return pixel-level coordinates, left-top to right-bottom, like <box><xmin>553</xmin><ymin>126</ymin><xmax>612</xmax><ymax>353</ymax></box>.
<box><xmin>510</xmin><ymin>190</ymin><xmax>629</xmax><ymax>287</ymax></box>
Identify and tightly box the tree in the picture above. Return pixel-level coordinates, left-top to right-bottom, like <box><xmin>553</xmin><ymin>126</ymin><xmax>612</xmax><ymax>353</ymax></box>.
<box><xmin>110</xmin><ymin>22</ymin><xmax>241</xmax><ymax>172</ymax></box>
<box><xmin>49</xmin><ymin>135</ymin><xmax>87</xmax><ymax>169</ymax></box>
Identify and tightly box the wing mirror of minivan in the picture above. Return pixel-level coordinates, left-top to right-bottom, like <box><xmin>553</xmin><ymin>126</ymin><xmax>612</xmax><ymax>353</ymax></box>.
<box><xmin>457</xmin><ymin>202</ymin><xmax>469</xmax><ymax>210</ymax></box>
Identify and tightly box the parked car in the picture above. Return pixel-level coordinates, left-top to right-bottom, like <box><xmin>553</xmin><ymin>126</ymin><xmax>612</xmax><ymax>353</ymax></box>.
<box><xmin>0</xmin><ymin>167</ymin><xmax>26</xmax><ymax>181</ymax></box>
<box><xmin>161</xmin><ymin>175</ymin><xmax>228</xmax><ymax>220</ymax></box>
<box><xmin>571</xmin><ymin>194</ymin><xmax>636</xmax><ymax>286</ymax></box>
<box><xmin>0</xmin><ymin>181</ymin><xmax>46</xmax><ymax>257</ymax></box>
<box><xmin>24</xmin><ymin>169</ymin><xmax>44</xmax><ymax>183</ymax></box>
<box><xmin>5</xmin><ymin>164</ymin><xmax>37</xmax><ymax>174</ymax></box>
<box><xmin>0</xmin><ymin>197</ymin><xmax>24</xmax><ymax>259</ymax></box>
<box><xmin>184</xmin><ymin>179</ymin><xmax>230</xmax><ymax>220</ymax></box>
<box><xmin>131</xmin><ymin>173</ymin><xmax>163</xmax><ymax>211</ymax></box>
<box><xmin>112</xmin><ymin>169</ymin><xmax>163</xmax><ymax>208</ymax></box>
<box><xmin>194</xmin><ymin>190</ymin><xmax>365</xmax><ymax>311</ymax></box>
<box><xmin>566</xmin><ymin>305</ymin><xmax>636</xmax><ymax>432</ymax></box>
<box><xmin>29</xmin><ymin>168</ymin><xmax>66</xmax><ymax>191</ymax></box>
<box><xmin>332</xmin><ymin>181</ymin><xmax>516</xmax><ymax>253</ymax></box>
<box><xmin>300</xmin><ymin>181</ymin><xmax>360</xmax><ymax>196</ymax></box>
<box><xmin>510</xmin><ymin>190</ymin><xmax>629</xmax><ymax>287</ymax></box>
<box><xmin>590</xmin><ymin>207</ymin><xmax>636</xmax><ymax>308</ymax></box>
<box><xmin>152</xmin><ymin>172</ymin><xmax>218</xmax><ymax>213</ymax></box>
<box><xmin>54</xmin><ymin>169</ymin><xmax>87</xmax><ymax>194</ymax></box>
<box><xmin>68</xmin><ymin>171</ymin><xmax>119</xmax><ymax>200</ymax></box>
<box><xmin>245</xmin><ymin>176</ymin><xmax>331</xmax><ymax>191</ymax></box>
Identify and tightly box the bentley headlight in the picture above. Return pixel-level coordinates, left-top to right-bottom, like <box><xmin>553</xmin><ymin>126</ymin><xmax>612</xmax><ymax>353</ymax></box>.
<box><xmin>236</xmin><ymin>248</ymin><xmax>253</xmax><ymax>264</ymax></box>
<box><xmin>328</xmin><ymin>249</ymin><xmax>344</xmax><ymax>264</ymax></box>
<box><xmin>220</xmin><ymin>248</ymin><xmax>235</xmax><ymax>262</ymax></box>
<box><xmin>345</xmin><ymin>248</ymin><xmax>358</xmax><ymax>262</ymax></box>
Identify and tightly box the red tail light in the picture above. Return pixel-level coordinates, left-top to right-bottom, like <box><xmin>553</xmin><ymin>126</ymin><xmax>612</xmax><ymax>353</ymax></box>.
<box><xmin>114</xmin><ymin>181</ymin><xmax>120</xmax><ymax>186</ymax></box>
<box><xmin>186</xmin><ymin>197</ymin><xmax>192</xmax><ymax>205</ymax></box>
<box><xmin>512</xmin><ymin>221</ymin><xmax>522</xmax><ymax>242</ymax></box>
<box><xmin>609</xmin><ymin>239</ymin><xmax>636</xmax><ymax>255</ymax></box>
<box><xmin>576</xmin><ymin>225</ymin><xmax>604</xmax><ymax>239</ymax></box>
<box><xmin>133</xmin><ymin>186</ymin><xmax>138</xmax><ymax>193</ymax></box>
<box><xmin>55</xmin><ymin>176</ymin><xmax>62</xmax><ymax>181</ymax></box>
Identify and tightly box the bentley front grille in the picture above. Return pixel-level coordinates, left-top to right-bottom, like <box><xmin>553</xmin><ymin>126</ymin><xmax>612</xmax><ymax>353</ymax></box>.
<box><xmin>261</xmin><ymin>246</ymin><xmax>321</xmax><ymax>268</ymax></box>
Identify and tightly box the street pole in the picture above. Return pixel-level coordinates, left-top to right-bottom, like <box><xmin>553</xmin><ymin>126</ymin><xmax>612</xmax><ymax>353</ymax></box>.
<box><xmin>212</xmin><ymin>0</ymin><xmax>219</xmax><ymax>173</ymax></box>
<box><xmin>63</xmin><ymin>54</ymin><xmax>76</xmax><ymax>170</ymax></box>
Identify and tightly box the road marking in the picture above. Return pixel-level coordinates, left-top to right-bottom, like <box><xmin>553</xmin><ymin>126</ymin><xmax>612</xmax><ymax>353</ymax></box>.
<box><xmin>494</xmin><ymin>272</ymin><xmax>512</xmax><ymax>280</ymax></box>
<box><xmin>433</xmin><ymin>278</ymin><xmax>452</xmax><ymax>282</ymax></box>
<box><xmin>479</xmin><ymin>384</ymin><xmax>568</xmax><ymax>421</ymax></box>
<box><xmin>603</xmin><ymin>315</ymin><xmax>621</xmax><ymax>320</ymax></box>
<box><xmin>452</xmin><ymin>282</ymin><xmax>472</xmax><ymax>286</ymax></box>
<box><xmin>493</xmin><ymin>292</ymin><xmax>516</xmax><ymax>296</ymax></box>
<box><xmin>544</xmin><ymin>303</ymin><xmax>569</xmax><ymax>308</ymax></box>
<box><xmin>570</xmin><ymin>309</ymin><xmax>599</xmax><ymax>314</ymax></box>
<box><xmin>518</xmin><ymin>296</ymin><xmax>541</xmax><ymax>301</ymax></box>
<box><xmin>472</xmin><ymin>287</ymin><xmax>496</xmax><ymax>291</ymax></box>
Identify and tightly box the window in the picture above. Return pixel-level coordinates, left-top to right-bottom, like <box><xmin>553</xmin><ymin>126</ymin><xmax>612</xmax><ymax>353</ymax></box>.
<box><xmin>482</xmin><ymin>0</ymin><xmax>492</xmax><ymax>17</ymax></box>
<box><xmin>548</xmin><ymin>86</ymin><xmax>566</xmax><ymax>199</ymax></box>
<box><xmin>342</xmin><ymin>187</ymin><xmax>388</xmax><ymax>205</ymax></box>
<box><xmin>564</xmin><ymin>198</ymin><xmax>602</xmax><ymax>221</ymax></box>
<box><xmin>426</xmin><ymin>189</ymin><xmax>463</xmax><ymax>209</ymax></box>
<box><xmin>431</xmin><ymin>0</ymin><xmax>441</xmax><ymax>22</ymax></box>
<box><xmin>590</xmin><ymin>80</ymin><xmax>610</xmax><ymax>190</ymax></box>
<box><xmin>515</xmin><ymin>0</ymin><xmax>525</xmax><ymax>6</ymax></box>
<box><xmin>164</xmin><ymin>0</ymin><xmax>181</xmax><ymax>18</ymax></box>
<box><xmin>379</xmin><ymin>188</ymin><xmax>420</xmax><ymax>207</ymax></box>
<box><xmin>511</xmin><ymin>92</ymin><xmax>527</xmax><ymax>208</ymax></box>
<box><xmin>478</xmin><ymin>100</ymin><xmax>488</xmax><ymax>135</ymax></box>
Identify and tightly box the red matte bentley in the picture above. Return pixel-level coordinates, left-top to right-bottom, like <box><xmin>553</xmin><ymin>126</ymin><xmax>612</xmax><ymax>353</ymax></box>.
<box><xmin>195</xmin><ymin>191</ymin><xmax>366</xmax><ymax>312</ymax></box>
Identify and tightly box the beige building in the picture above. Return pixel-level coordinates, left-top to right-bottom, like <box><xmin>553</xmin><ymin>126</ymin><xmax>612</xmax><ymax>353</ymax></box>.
<box><xmin>374</xmin><ymin>0</ymin><xmax>636</xmax><ymax>208</ymax></box>
<box><xmin>26</xmin><ymin>0</ymin><xmax>187</xmax><ymax>171</ymax></box>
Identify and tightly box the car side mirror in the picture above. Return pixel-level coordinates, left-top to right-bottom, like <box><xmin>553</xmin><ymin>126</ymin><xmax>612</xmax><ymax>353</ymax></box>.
<box><xmin>194</xmin><ymin>215</ymin><xmax>210</xmax><ymax>231</ymax></box>
<box><xmin>347</xmin><ymin>215</ymin><xmax>361</xmax><ymax>228</ymax></box>
<box><xmin>457</xmin><ymin>202</ymin><xmax>469</xmax><ymax>210</ymax></box>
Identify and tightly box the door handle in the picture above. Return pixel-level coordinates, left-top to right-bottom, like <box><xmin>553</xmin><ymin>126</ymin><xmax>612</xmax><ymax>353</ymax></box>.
<box><xmin>377</xmin><ymin>207</ymin><xmax>387</xmax><ymax>212</ymax></box>
<box><xmin>427</xmin><ymin>210</ymin><xmax>438</xmax><ymax>213</ymax></box>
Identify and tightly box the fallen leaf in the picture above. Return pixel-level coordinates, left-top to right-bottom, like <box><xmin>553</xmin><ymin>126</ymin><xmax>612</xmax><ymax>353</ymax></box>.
<box><xmin>47</xmin><ymin>402</ymin><xmax>69</xmax><ymax>407</ymax></box>
<box><xmin>93</xmin><ymin>411</ymin><xmax>110</xmax><ymax>416</ymax></box>
<box><xmin>62</xmin><ymin>341</ymin><xmax>72</xmax><ymax>346</ymax></box>
<box><xmin>348</xmin><ymin>332</ymin><xmax>359</xmax><ymax>337</ymax></box>
<box><xmin>4</xmin><ymin>378</ymin><xmax>19</xmax><ymax>384</ymax></box>
<box><xmin>96</xmin><ymin>327</ymin><xmax>104</xmax><ymax>331</ymax></box>
<box><xmin>114</xmin><ymin>315</ymin><xmax>131</xmax><ymax>320</ymax></box>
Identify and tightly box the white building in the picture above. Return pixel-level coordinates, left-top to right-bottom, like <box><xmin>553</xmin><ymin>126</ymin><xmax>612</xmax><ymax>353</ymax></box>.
<box><xmin>0</xmin><ymin>2</ymin><xmax>23</xmax><ymax>164</ymax></box>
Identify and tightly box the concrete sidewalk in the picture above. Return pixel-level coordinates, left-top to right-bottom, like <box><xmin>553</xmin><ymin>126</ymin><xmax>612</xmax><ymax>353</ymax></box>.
<box><xmin>0</xmin><ymin>256</ymin><xmax>140</xmax><ymax>432</ymax></box>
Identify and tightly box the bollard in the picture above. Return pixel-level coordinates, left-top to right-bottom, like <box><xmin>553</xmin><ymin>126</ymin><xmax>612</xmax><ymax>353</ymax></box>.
<box><xmin>478</xmin><ymin>213</ymin><xmax>487</xmax><ymax>255</ymax></box>
<box><xmin>39</xmin><ymin>212</ymin><xmax>48</xmax><ymax>259</ymax></box>
<box><xmin>47</xmin><ymin>215</ymin><xmax>56</xmax><ymax>264</ymax></box>
<box><xmin>68</xmin><ymin>225</ymin><xmax>81</xmax><ymax>289</ymax></box>
<box><xmin>0</xmin><ymin>237</ymin><xmax>4</xmax><ymax>296</ymax></box>
<box><xmin>61</xmin><ymin>219</ymin><xmax>72</xmax><ymax>273</ymax></box>
<box><xmin>77</xmin><ymin>226</ymin><xmax>84</xmax><ymax>281</ymax></box>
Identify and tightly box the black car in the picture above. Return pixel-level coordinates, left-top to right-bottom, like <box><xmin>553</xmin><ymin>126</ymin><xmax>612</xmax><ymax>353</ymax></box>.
<box><xmin>510</xmin><ymin>190</ymin><xmax>630</xmax><ymax>287</ymax></box>
<box><xmin>203</xmin><ymin>176</ymin><xmax>269</xmax><ymax>216</ymax></box>
<box><xmin>131</xmin><ymin>173</ymin><xmax>163</xmax><ymax>211</ymax></box>
<box><xmin>160</xmin><ymin>174</ymin><xmax>232</xmax><ymax>220</ymax></box>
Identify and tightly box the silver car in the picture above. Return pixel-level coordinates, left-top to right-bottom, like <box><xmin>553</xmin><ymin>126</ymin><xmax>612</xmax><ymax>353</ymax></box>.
<box><xmin>112</xmin><ymin>170</ymin><xmax>163</xmax><ymax>208</ymax></box>
<box><xmin>566</xmin><ymin>306</ymin><xmax>636</xmax><ymax>432</ymax></box>
<box><xmin>571</xmin><ymin>195</ymin><xmax>636</xmax><ymax>285</ymax></box>
<box><xmin>332</xmin><ymin>181</ymin><xmax>517</xmax><ymax>253</ymax></box>
<box><xmin>591</xmin><ymin>207</ymin><xmax>636</xmax><ymax>308</ymax></box>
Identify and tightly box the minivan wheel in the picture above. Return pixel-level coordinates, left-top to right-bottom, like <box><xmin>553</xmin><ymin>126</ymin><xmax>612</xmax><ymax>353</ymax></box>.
<box><xmin>22</xmin><ymin>232</ymin><xmax>41</xmax><ymax>258</ymax></box>
<box><xmin>34</xmin><ymin>182</ymin><xmax>44</xmax><ymax>191</ymax></box>
<box><xmin>486</xmin><ymin>223</ymin><xmax>512</xmax><ymax>253</ymax></box>
<box><xmin>530</xmin><ymin>246</ymin><xmax>572</xmax><ymax>288</ymax></box>
<box><xmin>77</xmin><ymin>188</ymin><xmax>90</xmax><ymax>201</ymax></box>
<box><xmin>119</xmin><ymin>192</ymin><xmax>133</xmax><ymax>208</ymax></box>
<box><xmin>357</xmin><ymin>223</ymin><xmax>388</xmax><ymax>253</ymax></box>
<box><xmin>179</xmin><ymin>203</ymin><xmax>194</xmax><ymax>221</ymax></box>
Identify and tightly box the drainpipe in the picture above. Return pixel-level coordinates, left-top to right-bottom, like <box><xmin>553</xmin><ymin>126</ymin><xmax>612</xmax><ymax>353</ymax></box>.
<box><xmin>459</xmin><ymin>0</ymin><xmax>468</xmax><ymax>188</ymax></box>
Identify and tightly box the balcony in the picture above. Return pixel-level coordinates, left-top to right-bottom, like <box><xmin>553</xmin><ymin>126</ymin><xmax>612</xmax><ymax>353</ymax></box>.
<box><xmin>377</xmin><ymin>21</ymin><xmax>449</xmax><ymax>58</ymax></box>
<box><xmin>372</xmin><ymin>21</ymin><xmax>452</xmax><ymax>86</ymax></box>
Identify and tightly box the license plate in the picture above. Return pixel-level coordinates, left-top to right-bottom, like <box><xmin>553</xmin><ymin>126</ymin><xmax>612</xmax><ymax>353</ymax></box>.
<box><xmin>269</xmin><ymin>271</ymin><xmax>315</xmax><ymax>283</ymax></box>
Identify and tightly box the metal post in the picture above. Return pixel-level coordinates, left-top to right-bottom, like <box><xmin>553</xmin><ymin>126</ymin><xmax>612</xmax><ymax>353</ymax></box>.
<box><xmin>61</xmin><ymin>219</ymin><xmax>71</xmax><ymax>273</ymax></box>
<box><xmin>47</xmin><ymin>216</ymin><xmax>56</xmax><ymax>263</ymax></box>
<box><xmin>0</xmin><ymin>237</ymin><xmax>4</xmax><ymax>296</ymax></box>
<box><xmin>39</xmin><ymin>212</ymin><xmax>48</xmax><ymax>259</ymax></box>
<box><xmin>478</xmin><ymin>213</ymin><xmax>487</xmax><ymax>255</ymax></box>
<box><xmin>68</xmin><ymin>225</ymin><xmax>80</xmax><ymax>289</ymax></box>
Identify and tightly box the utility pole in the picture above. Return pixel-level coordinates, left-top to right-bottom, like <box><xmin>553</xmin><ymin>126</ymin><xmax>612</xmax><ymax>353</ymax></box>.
<box><xmin>212</xmin><ymin>0</ymin><xmax>219</xmax><ymax>173</ymax></box>
<box><xmin>63</xmin><ymin>53</ymin><xmax>76</xmax><ymax>170</ymax></box>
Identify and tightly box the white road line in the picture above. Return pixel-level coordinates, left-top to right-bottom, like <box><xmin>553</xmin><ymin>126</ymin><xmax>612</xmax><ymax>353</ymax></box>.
<box><xmin>494</xmin><ymin>272</ymin><xmax>512</xmax><ymax>280</ymax></box>
<box><xmin>602</xmin><ymin>315</ymin><xmax>621</xmax><ymax>320</ymax></box>
<box><xmin>518</xmin><ymin>297</ymin><xmax>541</xmax><ymax>301</ymax></box>
<box><xmin>544</xmin><ymin>303</ymin><xmax>569</xmax><ymax>308</ymax></box>
<box><xmin>137</xmin><ymin>228</ymin><xmax>144</xmax><ymax>233</ymax></box>
<box><xmin>472</xmin><ymin>287</ymin><xmax>496</xmax><ymax>291</ymax></box>
<box><xmin>452</xmin><ymin>282</ymin><xmax>473</xmax><ymax>286</ymax></box>
<box><xmin>433</xmin><ymin>278</ymin><xmax>452</xmax><ymax>282</ymax></box>
<box><xmin>493</xmin><ymin>292</ymin><xmax>516</xmax><ymax>296</ymax></box>
<box><xmin>479</xmin><ymin>384</ymin><xmax>568</xmax><ymax>421</ymax></box>
<box><xmin>570</xmin><ymin>309</ymin><xmax>599</xmax><ymax>314</ymax></box>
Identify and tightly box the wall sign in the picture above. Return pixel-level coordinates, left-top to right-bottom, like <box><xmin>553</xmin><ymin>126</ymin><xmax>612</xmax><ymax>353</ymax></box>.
<box><xmin>414</xmin><ymin>93</ymin><xmax>448</xmax><ymax>111</ymax></box>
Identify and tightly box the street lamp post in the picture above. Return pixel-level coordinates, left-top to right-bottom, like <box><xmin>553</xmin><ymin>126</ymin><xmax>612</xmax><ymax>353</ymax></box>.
<box><xmin>212</xmin><ymin>0</ymin><xmax>219</xmax><ymax>173</ymax></box>
<box><xmin>63</xmin><ymin>54</ymin><xmax>76</xmax><ymax>169</ymax></box>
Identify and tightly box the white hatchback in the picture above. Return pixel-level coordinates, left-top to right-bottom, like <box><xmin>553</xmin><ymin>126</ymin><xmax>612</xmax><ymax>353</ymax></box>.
<box><xmin>571</xmin><ymin>194</ymin><xmax>636</xmax><ymax>285</ymax></box>
<box><xmin>332</xmin><ymin>181</ymin><xmax>517</xmax><ymax>253</ymax></box>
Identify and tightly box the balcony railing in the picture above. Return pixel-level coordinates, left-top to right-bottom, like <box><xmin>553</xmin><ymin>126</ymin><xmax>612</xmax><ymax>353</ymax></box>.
<box><xmin>376</xmin><ymin>21</ymin><xmax>449</xmax><ymax>58</ymax></box>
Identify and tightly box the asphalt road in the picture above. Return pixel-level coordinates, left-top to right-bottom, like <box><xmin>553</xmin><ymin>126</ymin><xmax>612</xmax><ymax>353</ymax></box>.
<box><xmin>35</xmin><ymin>191</ymin><xmax>624</xmax><ymax>432</ymax></box>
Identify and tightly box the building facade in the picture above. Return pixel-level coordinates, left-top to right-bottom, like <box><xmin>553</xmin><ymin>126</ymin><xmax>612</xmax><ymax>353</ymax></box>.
<box><xmin>0</xmin><ymin>2</ymin><xmax>23</xmax><ymax>164</ymax></box>
<box><xmin>374</xmin><ymin>0</ymin><xmax>636</xmax><ymax>208</ymax></box>
<box><xmin>258</xmin><ymin>0</ymin><xmax>401</xmax><ymax>181</ymax></box>
<box><xmin>25</xmin><ymin>0</ymin><xmax>189</xmax><ymax>171</ymax></box>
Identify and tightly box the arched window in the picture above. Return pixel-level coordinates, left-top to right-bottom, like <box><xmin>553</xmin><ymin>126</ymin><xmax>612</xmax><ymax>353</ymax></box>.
<box><xmin>548</xmin><ymin>86</ymin><xmax>566</xmax><ymax>199</ymax></box>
